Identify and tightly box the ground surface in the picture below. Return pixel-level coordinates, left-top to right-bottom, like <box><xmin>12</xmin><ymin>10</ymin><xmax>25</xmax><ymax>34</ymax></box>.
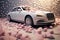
<box><xmin>0</xmin><ymin>18</ymin><xmax>60</xmax><ymax>40</ymax></box>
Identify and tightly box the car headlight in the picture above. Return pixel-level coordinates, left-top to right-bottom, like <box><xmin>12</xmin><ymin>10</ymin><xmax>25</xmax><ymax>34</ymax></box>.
<box><xmin>36</xmin><ymin>15</ymin><xmax>43</xmax><ymax>17</ymax></box>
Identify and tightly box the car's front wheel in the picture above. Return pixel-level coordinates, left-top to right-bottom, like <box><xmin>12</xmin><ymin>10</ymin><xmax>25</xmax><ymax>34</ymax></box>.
<box><xmin>25</xmin><ymin>16</ymin><xmax>33</xmax><ymax>26</ymax></box>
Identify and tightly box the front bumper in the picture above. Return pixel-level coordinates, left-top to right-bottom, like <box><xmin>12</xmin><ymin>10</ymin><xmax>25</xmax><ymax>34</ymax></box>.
<box><xmin>33</xmin><ymin>13</ymin><xmax>55</xmax><ymax>25</ymax></box>
<box><xmin>36</xmin><ymin>20</ymin><xmax>55</xmax><ymax>25</ymax></box>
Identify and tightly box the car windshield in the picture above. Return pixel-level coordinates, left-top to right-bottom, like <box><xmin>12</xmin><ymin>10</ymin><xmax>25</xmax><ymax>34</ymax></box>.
<box><xmin>22</xmin><ymin>6</ymin><xmax>30</xmax><ymax>11</ymax></box>
<box><xmin>22</xmin><ymin>6</ymin><xmax>46</xmax><ymax>11</ymax></box>
<box><xmin>22</xmin><ymin>6</ymin><xmax>38</xmax><ymax>11</ymax></box>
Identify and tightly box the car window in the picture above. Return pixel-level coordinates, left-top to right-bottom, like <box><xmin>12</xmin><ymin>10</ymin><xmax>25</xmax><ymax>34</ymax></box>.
<box><xmin>22</xmin><ymin>7</ymin><xmax>26</xmax><ymax>10</ymax></box>
<box><xmin>17</xmin><ymin>7</ymin><xmax>22</xmax><ymax>11</ymax></box>
<box><xmin>12</xmin><ymin>8</ymin><xmax>17</xmax><ymax>11</ymax></box>
<box><xmin>12</xmin><ymin>7</ymin><xmax>22</xmax><ymax>12</ymax></box>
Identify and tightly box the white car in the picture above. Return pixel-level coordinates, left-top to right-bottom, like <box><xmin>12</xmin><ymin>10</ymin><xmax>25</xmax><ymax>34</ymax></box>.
<box><xmin>7</xmin><ymin>6</ymin><xmax>55</xmax><ymax>26</ymax></box>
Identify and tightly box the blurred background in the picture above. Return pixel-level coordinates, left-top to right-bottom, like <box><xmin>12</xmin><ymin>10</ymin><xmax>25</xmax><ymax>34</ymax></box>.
<box><xmin>0</xmin><ymin>0</ymin><xmax>60</xmax><ymax>18</ymax></box>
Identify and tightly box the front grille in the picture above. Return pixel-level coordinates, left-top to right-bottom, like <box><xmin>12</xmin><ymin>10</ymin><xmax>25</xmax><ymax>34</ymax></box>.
<box><xmin>46</xmin><ymin>13</ymin><xmax>55</xmax><ymax>20</ymax></box>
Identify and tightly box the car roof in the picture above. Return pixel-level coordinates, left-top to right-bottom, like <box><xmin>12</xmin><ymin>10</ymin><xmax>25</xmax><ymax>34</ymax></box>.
<box><xmin>13</xmin><ymin>5</ymin><xmax>30</xmax><ymax>9</ymax></box>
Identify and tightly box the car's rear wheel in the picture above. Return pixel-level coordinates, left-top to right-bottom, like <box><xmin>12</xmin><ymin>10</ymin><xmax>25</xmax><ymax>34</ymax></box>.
<box><xmin>7</xmin><ymin>15</ymin><xmax>11</xmax><ymax>21</ymax></box>
<box><xmin>25</xmin><ymin>16</ymin><xmax>33</xmax><ymax>26</ymax></box>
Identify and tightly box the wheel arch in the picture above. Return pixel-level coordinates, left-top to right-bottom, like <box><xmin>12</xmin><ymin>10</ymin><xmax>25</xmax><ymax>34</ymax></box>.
<box><xmin>24</xmin><ymin>15</ymin><xmax>34</xmax><ymax>25</ymax></box>
<box><xmin>25</xmin><ymin>15</ymin><xmax>33</xmax><ymax>20</ymax></box>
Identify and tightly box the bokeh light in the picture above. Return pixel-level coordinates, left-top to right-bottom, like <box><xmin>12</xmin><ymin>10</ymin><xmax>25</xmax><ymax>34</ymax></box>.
<box><xmin>0</xmin><ymin>0</ymin><xmax>60</xmax><ymax>17</ymax></box>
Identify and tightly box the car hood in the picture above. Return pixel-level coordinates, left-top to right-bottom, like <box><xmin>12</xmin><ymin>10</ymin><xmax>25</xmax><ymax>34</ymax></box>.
<box><xmin>35</xmin><ymin>10</ymin><xmax>52</xmax><ymax>14</ymax></box>
<box><xmin>29</xmin><ymin>10</ymin><xmax>52</xmax><ymax>15</ymax></box>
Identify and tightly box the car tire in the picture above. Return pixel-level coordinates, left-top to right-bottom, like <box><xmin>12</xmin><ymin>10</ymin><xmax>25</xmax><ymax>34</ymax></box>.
<box><xmin>25</xmin><ymin>16</ymin><xmax>34</xmax><ymax>26</ymax></box>
<box><xmin>51</xmin><ymin>23</ymin><xmax>55</xmax><ymax>27</ymax></box>
<box><xmin>7</xmin><ymin>15</ymin><xmax>11</xmax><ymax>22</ymax></box>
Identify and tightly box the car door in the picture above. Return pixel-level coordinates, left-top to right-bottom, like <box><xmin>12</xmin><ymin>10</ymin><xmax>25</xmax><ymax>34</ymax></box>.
<box><xmin>10</xmin><ymin>8</ymin><xmax>18</xmax><ymax>20</ymax></box>
<box><xmin>15</xmin><ymin>7</ymin><xmax>23</xmax><ymax>21</ymax></box>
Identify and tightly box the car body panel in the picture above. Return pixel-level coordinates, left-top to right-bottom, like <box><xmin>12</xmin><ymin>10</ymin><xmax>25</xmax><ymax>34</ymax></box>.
<box><xmin>8</xmin><ymin>6</ymin><xmax>55</xmax><ymax>25</ymax></box>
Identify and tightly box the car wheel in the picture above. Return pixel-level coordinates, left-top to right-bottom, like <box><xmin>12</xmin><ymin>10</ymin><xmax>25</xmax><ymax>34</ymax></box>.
<box><xmin>7</xmin><ymin>15</ymin><xmax>11</xmax><ymax>21</ymax></box>
<box><xmin>25</xmin><ymin>16</ymin><xmax>33</xmax><ymax>26</ymax></box>
<box><xmin>51</xmin><ymin>23</ymin><xmax>55</xmax><ymax>27</ymax></box>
